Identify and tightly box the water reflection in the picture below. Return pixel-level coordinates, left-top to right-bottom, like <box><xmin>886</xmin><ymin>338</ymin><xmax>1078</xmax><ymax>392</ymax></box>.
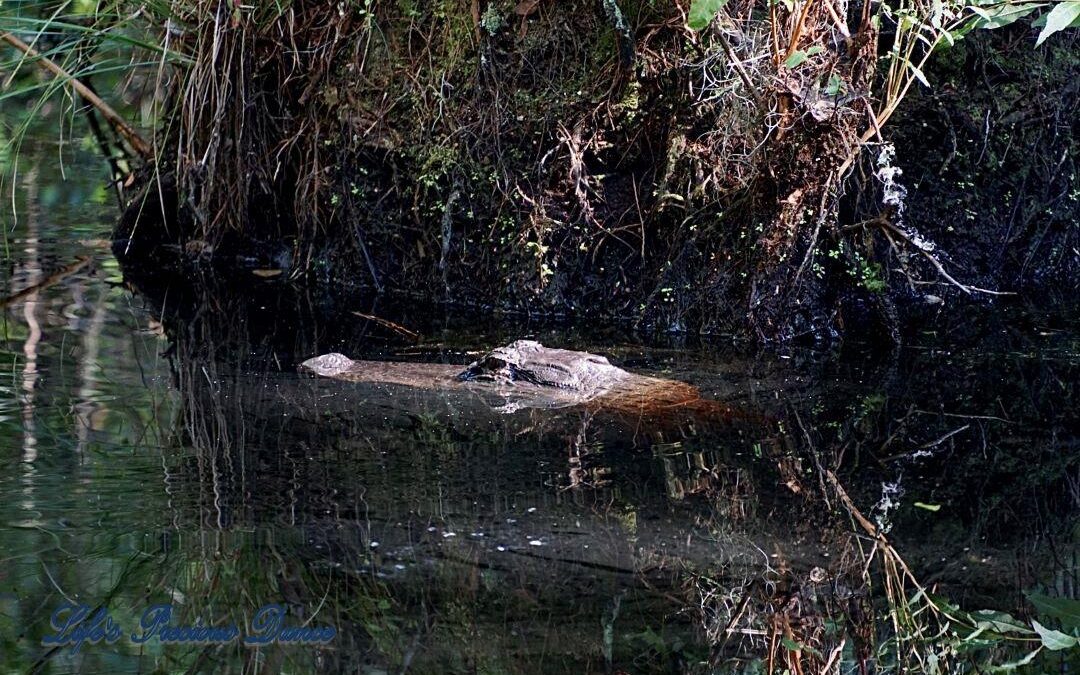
<box><xmin>1</xmin><ymin>140</ymin><xmax>1077</xmax><ymax>673</ymax></box>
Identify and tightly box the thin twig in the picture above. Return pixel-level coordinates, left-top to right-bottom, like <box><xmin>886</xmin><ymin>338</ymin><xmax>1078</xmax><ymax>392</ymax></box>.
<box><xmin>0</xmin><ymin>257</ymin><xmax>90</xmax><ymax>309</ymax></box>
<box><xmin>912</xmin><ymin>409</ymin><xmax>1013</xmax><ymax>424</ymax></box>
<box><xmin>1</xmin><ymin>31</ymin><xmax>152</xmax><ymax>159</ymax></box>
<box><xmin>783</xmin><ymin>0</ymin><xmax>820</xmax><ymax>62</ymax></box>
<box><xmin>918</xmin><ymin>424</ymin><xmax>970</xmax><ymax>449</ymax></box>
<box><xmin>822</xmin><ymin>0</ymin><xmax>850</xmax><ymax>37</ymax></box>
<box><xmin>714</xmin><ymin>30</ymin><xmax>767</xmax><ymax>114</ymax></box>
<box><xmin>350</xmin><ymin>311</ymin><xmax>421</xmax><ymax>341</ymax></box>
<box><xmin>877</xmin><ymin>220</ymin><xmax>1015</xmax><ymax>296</ymax></box>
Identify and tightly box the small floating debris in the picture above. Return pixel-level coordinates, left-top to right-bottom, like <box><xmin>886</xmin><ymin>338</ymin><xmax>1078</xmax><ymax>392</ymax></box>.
<box><xmin>496</xmin><ymin>546</ymin><xmax>507</xmax><ymax>552</ymax></box>
<box><xmin>528</xmin><ymin>539</ymin><xmax>543</xmax><ymax>547</ymax></box>
<box><xmin>369</xmin><ymin>541</ymin><xmax>380</xmax><ymax>548</ymax></box>
<box><xmin>252</xmin><ymin>268</ymin><xmax>283</xmax><ymax>278</ymax></box>
<box><xmin>442</xmin><ymin>532</ymin><xmax>457</xmax><ymax>538</ymax></box>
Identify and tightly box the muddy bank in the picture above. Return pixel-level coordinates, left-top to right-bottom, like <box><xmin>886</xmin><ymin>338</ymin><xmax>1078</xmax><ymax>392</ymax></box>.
<box><xmin>888</xmin><ymin>29</ymin><xmax>1078</xmax><ymax>299</ymax></box>
<box><xmin>114</xmin><ymin>3</ymin><xmax>1078</xmax><ymax>341</ymax></box>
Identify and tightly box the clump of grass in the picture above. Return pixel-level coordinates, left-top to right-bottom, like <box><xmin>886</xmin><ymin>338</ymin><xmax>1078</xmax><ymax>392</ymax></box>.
<box><xmin>0</xmin><ymin>0</ymin><xmax>184</xmax><ymax>244</ymax></box>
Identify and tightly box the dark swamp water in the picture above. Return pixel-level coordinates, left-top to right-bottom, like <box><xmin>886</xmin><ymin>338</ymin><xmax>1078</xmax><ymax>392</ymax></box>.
<box><xmin>1</xmin><ymin>138</ymin><xmax>1078</xmax><ymax>674</ymax></box>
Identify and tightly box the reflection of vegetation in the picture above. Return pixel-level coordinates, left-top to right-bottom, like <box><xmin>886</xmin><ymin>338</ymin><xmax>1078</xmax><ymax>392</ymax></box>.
<box><xmin>690</xmin><ymin>473</ymin><xmax>1080</xmax><ymax>673</ymax></box>
<box><xmin>141</xmin><ymin>283</ymin><xmax>1076</xmax><ymax>672</ymax></box>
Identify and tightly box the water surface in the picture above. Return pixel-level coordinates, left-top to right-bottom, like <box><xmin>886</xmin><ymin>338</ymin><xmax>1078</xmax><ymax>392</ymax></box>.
<box><xmin>1</xmin><ymin>137</ymin><xmax>1077</xmax><ymax>673</ymax></box>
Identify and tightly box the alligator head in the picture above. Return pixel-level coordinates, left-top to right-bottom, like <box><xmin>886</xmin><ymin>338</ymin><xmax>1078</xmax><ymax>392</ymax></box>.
<box><xmin>456</xmin><ymin>340</ymin><xmax>630</xmax><ymax>393</ymax></box>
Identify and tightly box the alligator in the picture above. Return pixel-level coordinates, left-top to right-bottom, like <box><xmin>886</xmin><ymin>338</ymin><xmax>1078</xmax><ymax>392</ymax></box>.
<box><xmin>301</xmin><ymin>340</ymin><xmax>750</xmax><ymax>422</ymax></box>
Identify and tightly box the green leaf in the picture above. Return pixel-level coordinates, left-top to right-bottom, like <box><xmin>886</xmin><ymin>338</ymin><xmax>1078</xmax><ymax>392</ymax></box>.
<box><xmin>784</xmin><ymin>50</ymin><xmax>809</xmax><ymax>68</ymax></box>
<box><xmin>781</xmin><ymin>636</ymin><xmax>823</xmax><ymax>658</ymax></box>
<box><xmin>1032</xmin><ymin>620</ymin><xmax>1079</xmax><ymax>650</ymax></box>
<box><xmin>825</xmin><ymin>73</ymin><xmax>846</xmax><ymax>96</ymax></box>
<box><xmin>1026</xmin><ymin>592</ymin><xmax>1080</xmax><ymax>631</ymax></box>
<box><xmin>688</xmin><ymin>0</ymin><xmax>731</xmax><ymax>30</ymax></box>
<box><xmin>908</xmin><ymin>62</ymin><xmax>931</xmax><ymax>88</ymax></box>
<box><xmin>969</xmin><ymin>610</ymin><xmax>1033</xmax><ymax>635</ymax></box>
<box><xmin>928</xmin><ymin>593</ymin><xmax>962</xmax><ymax>614</ymax></box>
<box><xmin>806</xmin><ymin>45</ymin><xmax>825</xmax><ymax>55</ymax></box>
<box><xmin>914</xmin><ymin>502</ymin><xmax>941</xmax><ymax>511</ymax></box>
<box><xmin>969</xmin><ymin>2</ymin><xmax>1043</xmax><ymax>30</ymax></box>
<box><xmin>1036</xmin><ymin>0</ymin><xmax>1080</xmax><ymax>45</ymax></box>
<box><xmin>988</xmin><ymin>648</ymin><xmax>1041</xmax><ymax>672</ymax></box>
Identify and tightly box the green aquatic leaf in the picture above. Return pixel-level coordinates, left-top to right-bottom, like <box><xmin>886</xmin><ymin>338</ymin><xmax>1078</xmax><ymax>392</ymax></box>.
<box><xmin>969</xmin><ymin>610</ymin><xmax>1033</xmax><ymax>635</ymax></box>
<box><xmin>1032</xmin><ymin>620</ymin><xmax>1078</xmax><ymax>650</ymax></box>
<box><xmin>914</xmin><ymin>502</ymin><xmax>941</xmax><ymax>511</ymax></box>
<box><xmin>1036</xmin><ymin>0</ymin><xmax>1080</xmax><ymax>45</ymax></box>
<box><xmin>688</xmin><ymin>0</ymin><xmax>730</xmax><ymax>30</ymax></box>
<box><xmin>969</xmin><ymin>2</ymin><xmax>1044</xmax><ymax>30</ymax></box>
<box><xmin>1026</xmin><ymin>592</ymin><xmax>1080</xmax><ymax>631</ymax></box>
<box><xmin>988</xmin><ymin>648</ymin><xmax>1041</xmax><ymax>672</ymax></box>
<box><xmin>784</xmin><ymin>50</ymin><xmax>809</xmax><ymax>68</ymax></box>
